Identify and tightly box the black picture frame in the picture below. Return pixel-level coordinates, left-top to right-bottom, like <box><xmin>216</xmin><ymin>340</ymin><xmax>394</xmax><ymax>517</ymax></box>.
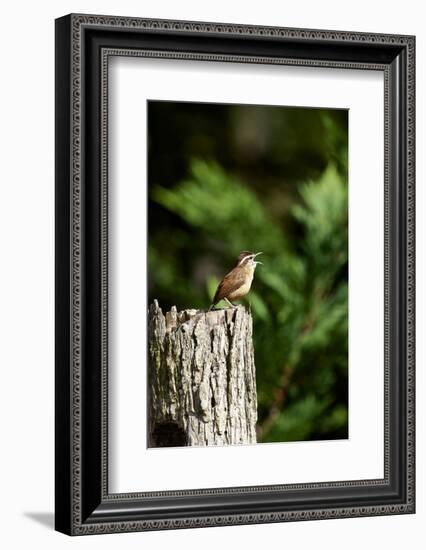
<box><xmin>55</xmin><ymin>13</ymin><xmax>415</xmax><ymax>535</ymax></box>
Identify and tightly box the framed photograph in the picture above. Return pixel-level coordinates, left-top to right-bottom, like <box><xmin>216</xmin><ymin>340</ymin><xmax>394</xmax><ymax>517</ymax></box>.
<box><xmin>55</xmin><ymin>14</ymin><xmax>415</xmax><ymax>535</ymax></box>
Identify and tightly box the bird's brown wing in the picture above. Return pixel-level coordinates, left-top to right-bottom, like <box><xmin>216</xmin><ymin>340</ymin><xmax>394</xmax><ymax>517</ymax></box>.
<box><xmin>213</xmin><ymin>268</ymin><xmax>246</xmax><ymax>304</ymax></box>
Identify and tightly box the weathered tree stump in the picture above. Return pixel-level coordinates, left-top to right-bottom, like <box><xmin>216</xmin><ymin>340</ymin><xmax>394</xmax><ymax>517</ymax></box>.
<box><xmin>148</xmin><ymin>300</ymin><xmax>257</xmax><ymax>447</ymax></box>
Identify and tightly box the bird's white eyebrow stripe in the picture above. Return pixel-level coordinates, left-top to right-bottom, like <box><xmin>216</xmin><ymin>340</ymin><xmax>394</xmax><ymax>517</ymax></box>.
<box><xmin>238</xmin><ymin>255</ymin><xmax>252</xmax><ymax>266</ymax></box>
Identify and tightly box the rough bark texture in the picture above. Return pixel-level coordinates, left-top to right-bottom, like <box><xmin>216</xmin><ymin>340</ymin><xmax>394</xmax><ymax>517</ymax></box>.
<box><xmin>148</xmin><ymin>300</ymin><xmax>257</xmax><ymax>447</ymax></box>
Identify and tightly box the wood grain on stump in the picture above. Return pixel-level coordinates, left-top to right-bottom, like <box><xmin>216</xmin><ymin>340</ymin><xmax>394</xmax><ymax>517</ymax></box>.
<box><xmin>148</xmin><ymin>300</ymin><xmax>257</xmax><ymax>447</ymax></box>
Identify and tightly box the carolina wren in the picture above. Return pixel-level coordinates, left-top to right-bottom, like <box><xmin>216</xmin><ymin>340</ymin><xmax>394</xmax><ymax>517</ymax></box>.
<box><xmin>209</xmin><ymin>251</ymin><xmax>262</xmax><ymax>309</ymax></box>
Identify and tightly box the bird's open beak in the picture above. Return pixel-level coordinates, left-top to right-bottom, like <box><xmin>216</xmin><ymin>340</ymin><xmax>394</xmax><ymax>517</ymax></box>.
<box><xmin>253</xmin><ymin>252</ymin><xmax>263</xmax><ymax>265</ymax></box>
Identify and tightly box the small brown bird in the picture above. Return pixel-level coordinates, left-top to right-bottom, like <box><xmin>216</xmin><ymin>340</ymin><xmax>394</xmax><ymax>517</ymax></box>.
<box><xmin>209</xmin><ymin>251</ymin><xmax>263</xmax><ymax>310</ymax></box>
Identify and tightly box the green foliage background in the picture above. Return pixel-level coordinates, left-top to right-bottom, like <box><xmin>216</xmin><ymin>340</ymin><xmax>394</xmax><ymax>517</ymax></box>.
<box><xmin>148</xmin><ymin>101</ymin><xmax>348</xmax><ymax>443</ymax></box>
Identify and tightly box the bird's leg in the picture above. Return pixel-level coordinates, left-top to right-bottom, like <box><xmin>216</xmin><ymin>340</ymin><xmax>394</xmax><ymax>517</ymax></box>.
<box><xmin>225</xmin><ymin>298</ymin><xmax>237</xmax><ymax>308</ymax></box>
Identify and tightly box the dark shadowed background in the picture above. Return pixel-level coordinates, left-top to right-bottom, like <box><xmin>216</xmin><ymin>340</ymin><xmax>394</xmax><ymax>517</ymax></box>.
<box><xmin>148</xmin><ymin>100</ymin><xmax>348</xmax><ymax>443</ymax></box>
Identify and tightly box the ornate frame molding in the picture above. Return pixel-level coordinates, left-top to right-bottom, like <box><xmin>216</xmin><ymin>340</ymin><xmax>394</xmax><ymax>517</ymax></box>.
<box><xmin>55</xmin><ymin>14</ymin><xmax>415</xmax><ymax>535</ymax></box>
